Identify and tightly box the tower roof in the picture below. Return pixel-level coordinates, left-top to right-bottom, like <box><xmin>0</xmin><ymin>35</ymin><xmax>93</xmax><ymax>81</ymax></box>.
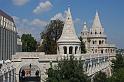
<box><xmin>92</xmin><ymin>11</ymin><xmax>102</xmax><ymax>28</ymax></box>
<box><xmin>57</xmin><ymin>8</ymin><xmax>80</xmax><ymax>43</ymax></box>
<box><xmin>83</xmin><ymin>21</ymin><xmax>88</xmax><ymax>32</ymax></box>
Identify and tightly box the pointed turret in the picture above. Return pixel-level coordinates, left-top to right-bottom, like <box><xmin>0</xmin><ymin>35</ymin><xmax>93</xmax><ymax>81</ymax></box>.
<box><xmin>83</xmin><ymin>21</ymin><xmax>88</xmax><ymax>32</ymax></box>
<box><xmin>57</xmin><ymin>8</ymin><xmax>80</xmax><ymax>42</ymax></box>
<box><xmin>57</xmin><ymin>8</ymin><xmax>81</xmax><ymax>55</ymax></box>
<box><xmin>81</xmin><ymin>21</ymin><xmax>89</xmax><ymax>37</ymax></box>
<box><xmin>92</xmin><ymin>11</ymin><xmax>102</xmax><ymax>28</ymax></box>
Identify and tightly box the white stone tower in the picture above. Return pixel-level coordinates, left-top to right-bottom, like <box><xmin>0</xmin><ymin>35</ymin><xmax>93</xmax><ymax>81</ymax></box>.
<box><xmin>89</xmin><ymin>11</ymin><xmax>107</xmax><ymax>54</ymax></box>
<box><xmin>57</xmin><ymin>8</ymin><xmax>81</xmax><ymax>55</ymax></box>
<box><xmin>81</xmin><ymin>11</ymin><xmax>115</xmax><ymax>54</ymax></box>
<box><xmin>81</xmin><ymin>22</ymin><xmax>89</xmax><ymax>52</ymax></box>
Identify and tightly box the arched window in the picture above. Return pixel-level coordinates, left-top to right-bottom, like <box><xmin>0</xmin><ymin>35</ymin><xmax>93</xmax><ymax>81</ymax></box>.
<box><xmin>63</xmin><ymin>46</ymin><xmax>67</xmax><ymax>54</ymax></box>
<box><xmin>95</xmin><ymin>32</ymin><xmax>97</xmax><ymax>34</ymax></box>
<box><xmin>69</xmin><ymin>46</ymin><xmax>73</xmax><ymax>54</ymax></box>
<box><xmin>100</xmin><ymin>32</ymin><xmax>101</xmax><ymax>34</ymax></box>
<box><xmin>93</xmin><ymin>41</ymin><xmax>95</xmax><ymax>44</ymax></box>
<box><xmin>75</xmin><ymin>46</ymin><xmax>78</xmax><ymax>54</ymax></box>
<box><xmin>101</xmin><ymin>50</ymin><xmax>103</xmax><ymax>53</ymax></box>
<box><xmin>99</xmin><ymin>40</ymin><xmax>101</xmax><ymax>45</ymax></box>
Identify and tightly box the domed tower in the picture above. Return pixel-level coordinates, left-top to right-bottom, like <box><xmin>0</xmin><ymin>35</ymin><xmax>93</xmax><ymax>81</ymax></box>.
<box><xmin>81</xmin><ymin>22</ymin><xmax>89</xmax><ymax>51</ymax></box>
<box><xmin>57</xmin><ymin>8</ymin><xmax>81</xmax><ymax>55</ymax></box>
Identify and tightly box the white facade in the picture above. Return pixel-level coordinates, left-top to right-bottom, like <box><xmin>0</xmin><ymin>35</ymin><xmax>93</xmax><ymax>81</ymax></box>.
<box><xmin>11</xmin><ymin>8</ymin><xmax>116</xmax><ymax>82</ymax></box>
<box><xmin>57</xmin><ymin>8</ymin><xmax>81</xmax><ymax>55</ymax></box>
<box><xmin>81</xmin><ymin>11</ymin><xmax>116</xmax><ymax>57</ymax></box>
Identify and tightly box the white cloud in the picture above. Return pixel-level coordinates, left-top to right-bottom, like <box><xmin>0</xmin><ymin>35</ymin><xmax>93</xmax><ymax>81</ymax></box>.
<box><xmin>31</xmin><ymin>19</ymin><xmax>48</xmax><ymax>27</ymax></box>
<box><xmin>13</xmin><ymin>16</ymin><xmax>48</xmax><ymax>40</ymax></box>
<box><xmin>33</xmin><ymin>1</ymin><xmax>53</xmax><ymax>14</ymax></box>
<box><xmin>51</xmin><ymin>13</ymin><xmax>65</xmax><ymax>21</ymax></box>
<box><xmin>12</xmin><ymin>0</ymin><xmax>30</xmax><ymax>6</ymax></box>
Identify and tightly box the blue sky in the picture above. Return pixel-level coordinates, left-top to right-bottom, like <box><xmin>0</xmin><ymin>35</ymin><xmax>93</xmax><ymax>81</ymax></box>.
<box><xmin>0</xmin><ymin>0</ymin><xmax>124</xmax><ymax>48</ymax></box>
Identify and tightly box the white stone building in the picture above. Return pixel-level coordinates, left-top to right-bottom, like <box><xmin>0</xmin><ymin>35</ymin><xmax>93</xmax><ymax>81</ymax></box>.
<box><xmin>12</xmin><ymin>8</ymin><xmax>116</xmax><ymax>82</ymax></box>
<box><xmin>57</xmin><ymin>8</ymin><xmax>81</xmax><ymax>55</ymax></box>
<box><xmin>81</xmin><ymin>11</ymin><xmax>116</xmax><ymax>56</ymax></box>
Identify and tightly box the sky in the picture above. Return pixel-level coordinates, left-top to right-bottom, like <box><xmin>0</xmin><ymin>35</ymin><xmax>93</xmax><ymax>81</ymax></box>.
<box><xmin>0</xmin><ymin>0</ymin><xmax>124</xmax><ymax>48</ymax></box>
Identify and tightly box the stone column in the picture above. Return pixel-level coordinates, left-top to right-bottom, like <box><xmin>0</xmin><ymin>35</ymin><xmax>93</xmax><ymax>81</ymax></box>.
<box><xmin>3</xmin><ymin>74</ymin><xmax>5</xmax><ymax>82</ymax></box>
<box><xmin>78</xmin><ymin>46</ymin><xmax>81</xmax><ymax>54</ymax></box>
<box><xmin>67</xmin><ymin>46</ymin><xmax>69</xmax><ymax>55</ymax></box>
<box><xmin>72</xmin><ymin>46</ymin><xmax>75</xmax><ymax>54</ymax></box>
<box><xmin>7</xmin><ymin>72</ymin><xmax>9</xmax><ymax>82</ymax></box>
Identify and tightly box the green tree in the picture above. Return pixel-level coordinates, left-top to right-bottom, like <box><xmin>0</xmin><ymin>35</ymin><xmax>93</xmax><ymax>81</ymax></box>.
<box><xmin>109</xmin><ymin>68</ymin><xmax>124</xmax><ymax>82</ymax></box>
<box><xmin>38</xmin><ymin>19</ymin><xmax>64</xmax><ymax>54</ymax></box>
<box><xmin>21</xmin><ymin>34</ymin><xmax>37</xmax><ymax>52</ymax></box>
<box><xmin>79</xmin><ymin>37</ymin><xmax>86</xmax><ymax>54</ymax></box>
<box><xmin>109</xmin><ymin>54</ymin><xmax>124</xmax><ymax>82</ymax></box>
<box><xmin>46</xmin><ymin>55</ymin><xmax>88</xmax><ymax>82</ymax></box>
<box><xmin>111</xmin><ymin>54</ymin><xmax>124</xmax><ymax>71</ymax></box>
<box><xmin>93</xmin><ymin>71</ymin><xmax>108</xmax><ymax>82</ymax></box>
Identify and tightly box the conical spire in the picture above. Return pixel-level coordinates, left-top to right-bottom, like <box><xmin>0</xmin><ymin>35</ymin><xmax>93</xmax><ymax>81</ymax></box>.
<box><xmin>83</xmin><ymin>21</ymin><xmax>88</xmax><ymax>32</ymax></box>
<box><xmin>92</xmin><ymin>11</ymin><xmax>102</xmax><ymax>28</ymax></box>
<box><xmin>57</xmin><ymin>8</ymin><xmax>80</xmax><ymax>43</ymax></box>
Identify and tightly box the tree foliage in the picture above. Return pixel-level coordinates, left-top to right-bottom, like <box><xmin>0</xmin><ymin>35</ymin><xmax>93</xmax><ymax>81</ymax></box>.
<box><xmin>111</xmin><ymin>54</ymin><xmax>124</xmax><ymax>71</ymax></box>
<box><xmin>79</xmin><ymin>37</ymin><xmax>86</xmax><ymax>54</ymax></box>
<box><xmin>37</xmin><ymin>19</ymin><xmax>64</xmax><ymax>54</ymax></box>
<box><xmin>46</xmin><ymin>55</ymin><xmax>88</xmax><ymax>82</ymax></box>
<box><xmin>109</xmin><ymin>54</ymin><xmax>124</xmax><ymax>82</ymax></box>
<box><xmin>21</xmin><ymin>34</ymin><xmax>37</xmax><ymax>52</ymax></box>
<box><xmin>93</xmin><ymin>71</ymin><xmax>108</xmax><ymax>82</ymax></box>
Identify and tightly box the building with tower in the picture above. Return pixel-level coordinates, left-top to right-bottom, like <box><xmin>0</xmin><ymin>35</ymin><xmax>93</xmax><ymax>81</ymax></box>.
<box><xmin>57</xmin><ymin>8</ymin><xmax>81</xmax><ymax>55</ymax></box>
<box><xmin>81</xmin><ymin>11</ymin><xmax>116</xmax><ymax>56</ymax></box>
<box><xmin>12</xmin><ymin>8</ymin><xmax>116</xmax><ymax>82</ymax></box>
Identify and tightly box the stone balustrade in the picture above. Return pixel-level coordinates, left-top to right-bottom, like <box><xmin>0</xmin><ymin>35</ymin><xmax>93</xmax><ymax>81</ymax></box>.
<box><xmin>12</xmin><ymin>52</ymin><xmax>112</xmax><ymax>79</ymax></box>
<box><xmin>0</xmin><ymin>62</ymin><xmax>16</xmax><ymax>82</ymax></box>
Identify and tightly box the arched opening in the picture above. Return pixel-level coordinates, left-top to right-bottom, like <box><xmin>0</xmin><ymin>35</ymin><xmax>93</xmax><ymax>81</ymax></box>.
<box><xmin>99</xmin><ymin>40</ymin><xmax>101</xmax><ymax>45</ymax></box>
<box><xmin>101</xmin><ymin>50</ymin><xmax>103</xmax><ymax>54</ymax></box>
<box><xmin>19</xmin><ymin>64</ymin><xmax>41</xmax><ymax>82</ymax></box>
<box><xmin>95</xmin><ymin>32</ymin><xmax>97</xmax><ymax>34</ymax></box>
<box><xmin>69</xmin><ymin>46</ymin><xmax>73</xmax><ymax>54</ymax></box>
<box><xmin>75</xmin><ymin>46</ymin><xmax>78</xmax><ymax>54</ymax></box>
<box><xmin>63</xmin><ymin>46</ymin><xmax>67</xmax><ymax>54</ymax></box>
<box><xmin>93</xmin><ymin>41</ymin><xmax>95</xmax><ymax>44</ymax></box>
